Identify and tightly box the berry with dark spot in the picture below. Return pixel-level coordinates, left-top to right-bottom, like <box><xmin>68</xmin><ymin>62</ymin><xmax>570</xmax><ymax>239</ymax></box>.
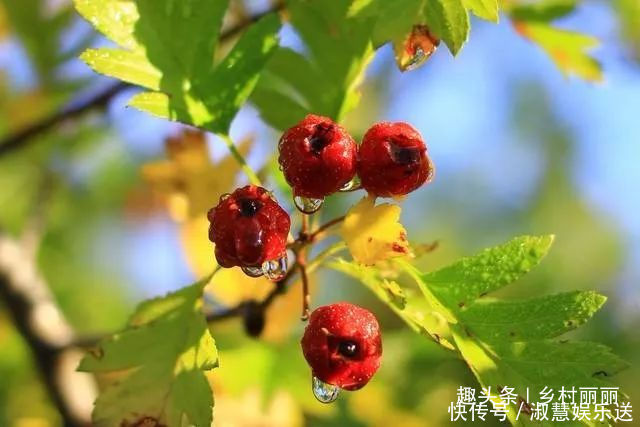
<box><xmin>278</xmin><ymin>114</ymin><xmax>357</xmax><ymax>199</ymax></box>
<box><xmin>301</xmin><ymin>302</ymin><xmax>382</xmax><ymax>391</ymax></box>
<box><xmin>207</xmin><ymin>185</ymin><xmax>290</xmax><ymax>270</ymax></box>
<box><xmin>357</xmin><ymin>121</ymin><xmax>433</xmax><ymax>197</ymax></box>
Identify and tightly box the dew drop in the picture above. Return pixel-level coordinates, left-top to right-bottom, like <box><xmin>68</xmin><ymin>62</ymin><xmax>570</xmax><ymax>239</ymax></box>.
<box><xmin>339</xmin><ymin>176</ymin><xmax>361</xmax><ymax>192</ymax></box>
<box><xmin>241</xmin><ymin>265</ymin><xmax>264</xmax><ymax>278</ymax></box>
<box><xmin>402</xmin><ymin>47</ymin><xmax>427</xmax><ymax>72</ymax></box>
<box><xmin>219</xmin><ymin>193</ymin><xmax>231</xmax><ymax>203</ymax></box>
<box><xmin>395</xmin><ymin>25</ymin><xmax>439</xmax><ymax>72</ymax></box>
<box><xmin>294</xmin><ymin>196</ymin><xmax>324</xmax><ymax>214</ymax></box>
<box><xmin>262</xmin><ymin>255</ymin><xmax>288</xmax><ymax>281</ymax></box>
<box><xmin>312</xmin><ymin>376</ymin><xmax>340</xmax><ymax>404</ymax></box>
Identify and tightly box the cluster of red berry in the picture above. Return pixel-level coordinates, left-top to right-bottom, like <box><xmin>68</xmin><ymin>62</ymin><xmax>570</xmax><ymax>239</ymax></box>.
<box><xmin>206</xmin><ymin>114</ymin><xmax>433</xmax><ymax>398</ymax></box>
<box><xmin>280</xmin><ymin>114</ymin><xmax>434</xmax><ymax>201</ymax></box>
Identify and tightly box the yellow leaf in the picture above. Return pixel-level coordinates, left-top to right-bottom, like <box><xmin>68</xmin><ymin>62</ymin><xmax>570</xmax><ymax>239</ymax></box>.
<box><xmin>514</xmin><ymin>21</ymin><xmax>603</xmax><ymax>82</ymax></box>
<box><xmin>341</xmin><ymin>196</ymin><xmax>410</xmax><ymax>266</ymax></box>
<box><xmin>141</xmin><ymin>129</ymin><xmax>252</xmax><ymax>221</ymax></box>
<box><xmin>212</xmin><ymin>387</ymin><xmax>303</xmax><ymax>427</ymax></box>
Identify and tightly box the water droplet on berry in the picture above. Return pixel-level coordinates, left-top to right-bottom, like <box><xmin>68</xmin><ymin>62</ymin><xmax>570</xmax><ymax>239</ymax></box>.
<box><xmin>338</xmin><ymin>176</ymin><xmax>361</xmax><ymax>192</ymax></box>
<box><xmin>312</xmin><ymin>376</ymin><xmax>340</xmax><ymax>403</ymax></box>
<box><xmin>219</xmin><ymin>193</ymin><xmax>231</xmax><ymax>202</ymax></box>
<box><xmin>262</xmin><ymin>255</ymin><xmax>288</xmax><ymax>281</ymax></box>
<box><xmin>241</xmin><ymin>265</ymin><xmax>264</xmax><ymax>278</ymax></box>
<box><xmin>294</xmin><ymin>196</ymin><xmax>324</xmax><ymax>214</ymax></box>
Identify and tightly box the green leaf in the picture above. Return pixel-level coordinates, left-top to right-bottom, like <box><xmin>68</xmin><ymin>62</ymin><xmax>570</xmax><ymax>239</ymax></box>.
<box><xmin>75</xmin><ymin>0</ymin><xmax>280</xmax><ymax>133</ymax></box>
<box><xmin>396</xmin><ymin>235</ymin><xmax>628</xmax><ymax>425</ymax></box>
<box><xmin>507</xmin><ymin>0</ymin><xmax>578</xmax><ymax>22</ymax></box>
<box><xmin>74</xmin><ymin>0</ymin><xmax>138</xmax><ymax>49</ymax></box>
<box><xmin>423</xmin><ymin>0</ymin><xmax>470</xmax><ymax>55</ymax></box>
<box><xmin>458</xmin><ymin>291</ymin><xmax>606</xmax><ymax>342</ymax></box>
<box><xmin>422</xmin><ymin>235</ymin><xmax>554</xmax><ymax>310</ymax></box>
<box><xmin>250</xmin><ymin>85</ymin><xmax>309</xmax><ymax>131</ymax></box>
<box><xmin>251</xmin><ymin>0</ymin><xmax>374</xmax><ymax>128</ymax></box>
<box><xmin>464</xmin><ymin>0</ymin><xmax>499</xmax><ymax>23</ymax></box>
<box><xmin>354</xmin><ymin>0</ymin><xmax>495</xmax><ymax>57</ymax></box>
<box><xmin>78</xmin><ymin>278</ymin><xmax>218</xmax><ymax>427</ymax></box>
<box><xmin>513</xmin><ymin>21</ymin><xmax>602</xmax><ymax>82</ymax></box>
<box><xmin>328</xmin><ymin>258</ymin><xmax>456</xmax><ymax>350</ymax></box>
<box><xmin>369</xmin><ymin>0</ymin><xmax>426</xmax><ymax>47</ymax></box>
<box><xmin>80</xmin><ymin>48</ymin><xmax>161</xmax><ymax>90</ymax></box>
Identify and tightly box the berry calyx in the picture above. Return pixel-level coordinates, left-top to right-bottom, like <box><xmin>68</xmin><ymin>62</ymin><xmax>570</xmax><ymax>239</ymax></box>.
<box><xmin>357</xmin><ymin>121</ymin><xmax>433</xmax><ymax>197</ymax></box>
<box><xmin>278</xmin><ymin>114</ymin><xmax>357</xmax><ymax>199</ymax></box>
<box><xmin>301</xmin><ymin>302</ymin><xmax>382</xmax><ymax>391</ymax></box>
<box><xmin>207</xmin><ymin>185</ymin><xmax>290</xmax><ymax>270</ymax></box>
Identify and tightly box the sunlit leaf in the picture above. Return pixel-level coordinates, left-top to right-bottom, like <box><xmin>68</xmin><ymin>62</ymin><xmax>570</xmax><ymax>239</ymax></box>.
<box><xmin>422</xmin><ymin>0</ymin><xmax>470</xmax><ymax>55</ymax></box>
<box><xmin>507</xmin><ymin>0</ymin><xmax>578</xmax><ymax>22</ymax></box>
<box><xmin>75</xmin><ymin>0</ymin><xmax>280</xmax><ymax>132</ymax></box>
<box><xmin>78</xmin><ymin>278</ymin><xmax>218</xmax><ymax>427</ymax></box>
<box><xmin>464</xmin><ymin>0</ymin><xmax>499</xmax><ymax>23</ymax></box>
<box><xmin>251</xmin><ymin>0</ymin><xmax>374</xmax><ymax>128</ymax></box>
<box><xmin>328</xmin><ymin>258</ymin><xmax>455</xmax><ymax>349</ymax></box>
<box><xmin>402</xmin><ymin>235</ymin><xmax>629</xmax><ymax>424</ymax></box>
<box><xmin>352</xmin><ymin>0</ymin><xmax>485</xmax><ymax>58</ymax></box>
<box><xmin>328</xmin><ymin>259</ymin><xmax>407</xmax><ymax>310</ymax></box>
<box><xmin>514</xmin><ymin>21</ymin><xmax>603</xmax><ymax>82</ymax></box>
<box><xmin>422</xmin><ymin>235</ymin><xmax>554</xmax><ymax>309</ymax></box>
<box><xmin>341</xmin><ymin>196</ymin><xmax>410</xmax><ymax>266</ymax></box>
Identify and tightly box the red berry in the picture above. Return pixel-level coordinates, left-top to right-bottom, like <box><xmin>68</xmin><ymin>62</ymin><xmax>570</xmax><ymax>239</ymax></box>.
<box><xmin>278</xmin><ymin>114</ymin><xmax>357</xmax><ymax>199</ymax></box>
<box><xmin>358</xmin><ymin>122</ymin><xmax>433</xmax><ymax>197</ymax></box>
<box><xmin>301</xmin><ymin>302</ymin><xmax>382</xmax><ymax>391</ymax></box>
<box><xmin>207</xmin><ymin>185</ymin><xmax>290</xmax><ymax>269</ymax></box>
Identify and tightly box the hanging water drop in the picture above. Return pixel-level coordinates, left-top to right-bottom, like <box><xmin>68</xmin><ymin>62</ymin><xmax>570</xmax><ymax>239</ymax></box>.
<box><xmin>311</xmin><ymin>376</ymin><xmax>340</xmax><ymax>404</ymax></box>
<box><xmin>262</xmin><ymin>255</ymin><xmax>288</xmax><ymax>281</ymax></box>
<box><xmin>402</xmin><ymin>47</ymin><xmax>427</xmax><ymax>72</ymax></box>
<box><xmin>339</xmin><ymin>176</ymin><xmax>361</xmax><ymax>192</ymax></box>
<box><xmin>294</xmin><ymin>196</ymin><xmax>324</xmax><ymax>214</ymax></box>
<box><xmin>241</xmin><ymin>265</ymin><xmax>264</xmax><ymax>278</ymax></box>
<box><xmin>394</xmin><ymin>25</ymin><xmax>439</xmax><ymax>72</ymax></box>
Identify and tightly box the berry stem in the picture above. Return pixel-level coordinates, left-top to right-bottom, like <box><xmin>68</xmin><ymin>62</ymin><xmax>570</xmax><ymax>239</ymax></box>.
<box><xmin>307</xmin><ymin>215</ymin><xmax>345</xmax><ymax>242</ymax></box>
<box><xmin>217</xmin><ymin>133</ymin><xmax>262</xmax><ymax>186</ymax></box>
<box><xmin>299</xmin><ymin>213</ymin><xmax>311</xmax><ymax>320</ymax></box>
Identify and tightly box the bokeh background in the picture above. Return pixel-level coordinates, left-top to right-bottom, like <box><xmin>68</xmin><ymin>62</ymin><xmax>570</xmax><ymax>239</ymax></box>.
<box><xmin>0</xmin><ymin>0</ymin><xmax>638</xmax><ymax>426</ymax></box>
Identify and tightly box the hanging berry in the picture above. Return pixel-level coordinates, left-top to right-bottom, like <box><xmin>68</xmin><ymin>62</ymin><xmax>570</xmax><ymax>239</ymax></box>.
<box><xmin>301</xmin><ymin>302</ymin><xmax>382</xmax><ymax>402</ymax></box>
<box><xmin>278</xmin><ymin>114</ymin><xmax>357</xmax><ymax>212</ymax></box>
<box><xmin>207</xmin><ymin>185</ymin><xmax>290</xmax><ymax>279</ymax></box>
<box><xmin>357</xmin><ymin>121</ymin><xmax>433</xmax><ymax>197</ymax></box>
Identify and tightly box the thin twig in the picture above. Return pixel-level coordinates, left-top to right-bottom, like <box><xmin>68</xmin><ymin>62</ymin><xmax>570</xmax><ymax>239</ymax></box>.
<box><xmin>307</xmin><ymin>215</ymin><xmax>345</xmax><ymax>242</ymax></box>
<box><xmin>204</xmin><ymin>240</ymin><xmax>347</xmax><ymax>325</ymax></box>
<box><xmin>0</xmin><ymin>1</ymin><xmax>286</xmax><ymax>158</ymax></box>
<box><xmin>298</xmin><ymin>214</ymin><xmax>311</xmax><ymax>320</ymax></box>
<box><xmin>0</xmin><ymin>82</ymin><xmax>129</xmax><ymax>157</ymax></box>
